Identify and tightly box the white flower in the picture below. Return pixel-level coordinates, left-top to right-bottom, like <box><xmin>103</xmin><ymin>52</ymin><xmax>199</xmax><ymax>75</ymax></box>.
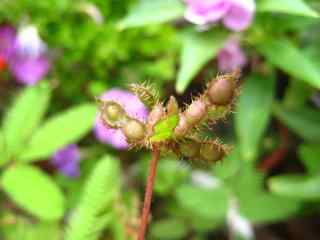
<box><xmin>227</xmin><ymin>198</ymin><xmax>254</xmax><ymax>239</ymax></box>
<box><xmin>191</xmin><ymin>170</ymin><xmax>221</xmax><ymax>189</ymax></box>
<box><xmin>16</xmin><ymin>25</ymin><xmax>47</xmax><ymax>58</ymax></box>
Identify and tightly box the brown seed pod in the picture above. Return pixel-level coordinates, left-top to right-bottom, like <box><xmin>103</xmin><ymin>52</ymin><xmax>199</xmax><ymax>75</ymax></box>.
<box><xmin>199</xmin><ymin>142</ymin><xmax>224</xmax><ymax>163</ymax></box>
<box><xmin>184</xmin><ymin>99</ymin><xmax>207</xmax><ymax>125</ymax></box>
<box><xmin>207</xmin><ymin>77</ymin><xmax>235</xmax><ymax>106</ymax></box>
<box><xmin>122</xmin><ymin>119</ymin><xmax>146</xmax><ymax>142</ymax></box>
<box><xmin>179</xmin><ymin>140</ymin><xmax>200</xmax><ymax>158</ymax></box>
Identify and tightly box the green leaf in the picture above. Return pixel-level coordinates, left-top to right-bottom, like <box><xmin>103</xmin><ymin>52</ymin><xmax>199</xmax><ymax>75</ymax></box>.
<box><xmin>1</xmin><ymin>165</ymin><xmax>65</xmax><ymax>220</ymax></box>
<box><xmin>150</xmin><ymin>114</ymin><xmax>179</xmax><ymax>142</ymax></box>
<box><xmin>176</xmin><ymin>184</ymin><xmax>228</xmax><ymax>220</ymax></box>
<box><xmin>239</xmin><ymin>193</ymin><xmax>300</xmax><ymax>223</ymax></box>
<box><xmin>235</xmin><ymin>74</ymin><xmax>275</xmax><ymax>161</ymax></box>
<box><xmin>258</xmin><ymin>37</ymin><xmax>320</xmax><ymax>89</ymax></box>
<box><xmin>3</xmin><ymin>219</ymin><xmax>60</xmax><ymax>240</ymax></box>
<box><xmin>258</xmin><ymin>0</ymin><xmax>319</xmax><ymax>18</ymax></box>
<box><xmin>66</xmin><ymin>155</ymin><xmax>120</xmax><ymax>240</ymax></box>
<box><xmin>273</xmin><ymin>104</ymin><xmax>320</xmax><ymax>142</ymax></box>
<box><xmin>269</xmin><ymin>174</ymin><xmax>320</xmax><ymax>200</ymax></box>
<box><xmin>213</xmin><ymin>147</ymin><xmax>241</xmax><ymax>180</ymax></box>
<box><xmin>151</xmin><ymin>219</ymin><xmax>188</xmax><ymax>240</ymax></box>
<box><xmin>18</xmin><ymin>104</ymin><xmax>96</xmax><ymax>162</ymax></box>
<box><xmin>0</xmin><ymin>131</ymin><xmax>8</xmax><ymax>166</ymax></box>
<box><xmin>118</xmin><ymin>0</ymin><xmax>184</xmax><ymax>29</ymax></box>
<box><xmin>299</xmin><ymin>144</ymin><xmax>320</xmax><ymax>175</ymax></box>
<box><xmin>176</xmin><ymin>29</ymin><xmax>228</xmax><ymax>93</ymax></box>
<box><xmin>283</xmin><ymin>80</ymin><xmax>313</xmax><ymax>108</ymax></box>
<box><xmin>2</xmin><ymin>83</ymin><xmax>51</xmax><ymax>157</ymax></box>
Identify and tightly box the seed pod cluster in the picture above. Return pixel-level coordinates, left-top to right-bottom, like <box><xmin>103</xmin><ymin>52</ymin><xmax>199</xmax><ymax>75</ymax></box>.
<box><xmin>97</xmin><ymin>70</ymin><xmax>240</xmax><ymax>165</ymax></box>
<box><xmin>174</xmin><ymin>71</ymin><xmax>239</xmax><ymax>139</ymax></box>
<box><xmin>178</xmin><ymin>138</ymin><xmax>228</xmax><ymax>163</ymax></box>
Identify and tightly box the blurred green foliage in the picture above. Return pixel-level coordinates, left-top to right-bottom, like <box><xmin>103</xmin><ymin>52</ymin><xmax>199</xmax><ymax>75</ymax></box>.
<box><xmin>0</xmin><ymin>0</ymin><xmax>320</xmax><ymax>239</ymax></box>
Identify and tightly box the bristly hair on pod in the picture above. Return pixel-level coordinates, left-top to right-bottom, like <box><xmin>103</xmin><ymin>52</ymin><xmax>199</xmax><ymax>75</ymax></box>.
<box><xmin>129</xmin><ymin>82</ymin><xmax>159</xmax><ymax>109</ymax></box>
<box><xmin>97</xmin><ymin>70</ymin><xmax>241</xmax><ymax>166</ymax></box>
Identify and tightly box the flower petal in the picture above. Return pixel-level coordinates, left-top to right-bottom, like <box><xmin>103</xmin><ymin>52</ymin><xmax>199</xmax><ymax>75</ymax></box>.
<box><xmin>51</xmin><ymin>144</ymin><xmax>81</xmax><ymax>178</ymax></box>
<box><xmin>94</xmin><ymin>88</ymin><xmax>148</xmax><ymax>149</ymax></box>
<box><xmin>184</xmin><ymin>0</ymin><xmax>231</xmax><ymax>25</ymax></box>
<box><xmin>223</xmin><ymin>0</ymin><xmax>255</xmax><ymax>31</ymax></box>
<box><xmin>9</xmin><ymin>53</ymin><xmax>50</xmax><ymax>85</ymax></box>
<box><xmin>217</xmin><ymin>37</ymin><xmax>246</xmax><ymax>72</ymax></box>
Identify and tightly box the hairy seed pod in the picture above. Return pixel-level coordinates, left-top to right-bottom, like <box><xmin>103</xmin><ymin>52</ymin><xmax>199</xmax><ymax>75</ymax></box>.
<box><xmin>207</xmin><ymin>77</ymin><xmax>235</xmax><ymax>105</ymax></box>
<box><xmin>200</xmin><ymin>143</ymin><xmax>224</xmax><ymax>163</ymax></box>
<box><xmin>147</xmin><ymin>103</ymin><xmax>165</xmax><ymax>128</ymax></box>
<box><xmin>128</xmin><ymin>83</ymin><xmax>158</xmax><ymax>108</ymax></box>
<box><xmin>100</xmin><ymin>101</ymin><xmax>127</xmax><ymax>128</ymax></box>
<box><xmin>122</xmin><ymin>119</ymin><xmax>146</xmax><ymax>142</ymax></box>
<box><xmin>166</xmin><ymin>96</ymin><xmax>179</xmax><ymax>115</ymax></box>
<box><xmin>184</xmin><ymin>99</ymin><xmax>207</xmax><ymax>125</ymax></box>
<box><xmin>179</xmin><ymin>141</ymin><xmax>200</xmax><ymax>158</ymax></box>
<box><xmin>174</xmin><ymin>114</ymin><xmax>190</xmax><ymax>138</ymax></box>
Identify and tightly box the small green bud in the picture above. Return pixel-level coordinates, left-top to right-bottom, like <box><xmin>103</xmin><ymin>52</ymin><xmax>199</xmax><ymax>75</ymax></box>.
<box><xmin>100</xmin><ymin>101</ymin><xmax>127</xmax><ymax>128</ymax></box>
<box><xmin>200</xmin><ymin>143</ymin><xmax>223</xmax><ymax>163</ymax></box>
<box><xmin>184</xmin><ymin>99</ymin><xmax>207</xmax><ymax>125</ymax></box>
<box><xmin>207</xmin><ymin>77</ymin><xmax>235</xmax><ymax>105</ymax></box>
<box><xmin>122</xmin><ymin>119</ymin><xmax>146</xmax><ymax>142</ymax></box>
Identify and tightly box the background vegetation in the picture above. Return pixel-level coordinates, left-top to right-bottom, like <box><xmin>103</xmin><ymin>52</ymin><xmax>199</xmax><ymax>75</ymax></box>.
<box><xmin>0</xmin><ymin>0</ymin><xmax>320</xmax><ymax>239</ymax></box>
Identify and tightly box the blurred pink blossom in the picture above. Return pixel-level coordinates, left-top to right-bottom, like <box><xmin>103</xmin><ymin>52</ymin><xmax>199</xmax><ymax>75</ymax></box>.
<box><xmin>184</xmin><ymin>0</ymin><xmax>255</xmax><ymax>31</ymax></box>
<box><xmin>94</xmin><ymin>88</ymin><xmax>148</xmax><ymax>150</ymax></box>
<box><xmin>217</xmin><ymin>37</ymin><xmax>246</xmax><ymax>72</ymax></box>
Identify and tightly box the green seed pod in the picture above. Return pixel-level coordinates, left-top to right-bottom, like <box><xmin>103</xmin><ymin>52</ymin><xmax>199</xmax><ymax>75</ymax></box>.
<box><xmin>200</xmin><ymin>143</ymin><xmax>224</xmax><ymax>163</ymax></box>
<box><xmin>179</xmin><ymin>140</ymin><xmax>200</xmax><ymax>158</ymax></box>
<box><xmin>100</xmin><ymin>101</ymin><xmax>127</xmax><ymax>128</ymax></box>
<box><xmin>166</xmin><ymin>96</ymin><xmax>179</xmax><ymax>115</ymax></box>
<box><xmin>122</xmin><ymin>119</ymin><xmax>146</xmax><ymax>142</ymax></box>
<box><xmin>174</xmin><ymin>114</ymin><xmax>190</xmax><ymax>138</ymax></box>
<box><xmin>184</xmin><ymin>99</ymin><xmax>207</xmax><ymax>125</ymax></box>
<box><xmin>207</xmin><ymin>77</ymin><xmax>235</xmax><ymax>105</ymax></box>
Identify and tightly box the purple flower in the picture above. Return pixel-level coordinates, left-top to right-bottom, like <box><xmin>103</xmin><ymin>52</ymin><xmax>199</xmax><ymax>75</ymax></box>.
<box><xmin>0</xmin><ymin>24</ymin><xmax>50</xmax><ymax>85</ymax></box>
<box><xmin>51</xmin><ymin>144</ymin><xmax>81</xmax><ymax>178</ymax></box>
<box><xmin>184</xmin><ymin>0</ymin><xmax>255</xmax><ymax>31</ymax></box>
<box><xmin>0</xmin><ymin>24</ymin><xmax>16</xmax><ymax>60</ymax></box>
<box><xmin>217</xmin><ymin>37</ymin><xmax>246</xmax><ymax>72</ymax></box>
<box><xmin>94</xmin><ymin>88</ymin><xmax>148</xmax><ymax>150</ymax></box>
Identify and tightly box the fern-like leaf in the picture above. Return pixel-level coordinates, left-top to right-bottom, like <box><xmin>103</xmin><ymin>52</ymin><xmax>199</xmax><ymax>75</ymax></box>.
<box><xmin>65</xmin><ymin>155</ymin><xmax>120</xmax><ymax>240</ymax></box>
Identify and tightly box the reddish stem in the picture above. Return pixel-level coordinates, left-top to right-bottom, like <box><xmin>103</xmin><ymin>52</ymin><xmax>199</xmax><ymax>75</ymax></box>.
<box><xmin>258</xmin><ymin>123</ymin><xmax>289</xmax><ymax>172</ymax></box>
<box><xmin>138</xmin><ymin>146</ymin><xmax>160</xmax><ymax>240</ymax></box>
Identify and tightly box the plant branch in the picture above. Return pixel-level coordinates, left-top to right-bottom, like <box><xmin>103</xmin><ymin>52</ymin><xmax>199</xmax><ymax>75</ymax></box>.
<box><xmin>138</xmin><ymin>145</ymin><xmax>160</xmax><ymax>240</ymax></box>
<box><xmin>258</xmin><ymin>123</ymin><xmax>289</xmax><ymax>172</ymax></box>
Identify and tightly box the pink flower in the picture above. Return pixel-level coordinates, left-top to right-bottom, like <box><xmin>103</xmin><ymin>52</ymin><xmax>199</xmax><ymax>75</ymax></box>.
<box><xmin>94</xmin><ymin>89</ymin><xmax>148</xmax><ymax>150</ymax></box>
<box><xmin>0</xmin><ymin>24</ymin><xmax>50</xmax><ymax>85</ymax></box>
<box><xmin>184</xmin><ymin>0</ymin><xmax>255</xmax><ymax>31</ymax></box>
<box><xmin>217</xmin><ymin>37</ymin><xmax>246</xmax><ymax>72</ymax></box>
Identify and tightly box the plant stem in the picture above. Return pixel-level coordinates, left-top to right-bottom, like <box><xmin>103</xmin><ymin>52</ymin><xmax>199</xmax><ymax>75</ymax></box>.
<box><xmin>138</xmin><ymin>145</ymin><xmax>160</xmax><ymax>240</ymax></box>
